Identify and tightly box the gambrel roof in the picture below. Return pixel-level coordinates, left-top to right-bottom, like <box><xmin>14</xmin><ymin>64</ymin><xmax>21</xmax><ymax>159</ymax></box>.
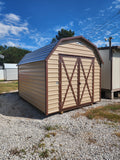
<box><xmin>18</xmin><ymin>41</ymin><xmax>58</xmax><ymax>65</ymax></box>
<box><xmin>18</xmin><ymin>36</ymin><xmax>103</xmax><ymax>65</ymax></box>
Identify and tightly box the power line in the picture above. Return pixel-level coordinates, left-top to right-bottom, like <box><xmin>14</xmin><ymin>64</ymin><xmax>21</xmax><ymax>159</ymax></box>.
<box><xmin>88</xmin><ymin>10</ymin><xmax>120</xmax><ymax>37</ymax></box>
<box><xmin>92</xmin><ymin>18</ymin><xmax>120</xmax><ymax>41</ymax></box>
<box><xmin>84</xmin><ymin>10</ymin><xmax>120</xmax><ymax>41</ymax></box>
<box><xmin>89</xmin><ymin>14</ymin><xmax>120</xmax><ymax>40</ymax></box>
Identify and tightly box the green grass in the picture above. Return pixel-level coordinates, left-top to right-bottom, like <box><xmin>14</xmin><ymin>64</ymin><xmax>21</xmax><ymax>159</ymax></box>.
<box><xmin>9</xmin><ymin>148</ymin><xmax>26</xmax><ymax>156</ymax></box>
<box><xmin>114</xmin><ymin>132</ymin><xmax>120</xmax><ymax>138</ymax></box>
<box><xmin>0</xmin><ymin>81</ymin><xmax>18</xmax><ymax>94</ymax></box>
<box><xmin>38</xmin><ymin>143</ymin><xmax>45</xmax><ymax>148</ymax></box>
<box><xmin>39</xmin><ymin>149</ymin><xmax>49</xmax><ymax>158</ymax></box>
<box><xmin>44</xmin><ymin>133</ymin><xmax>51</xmax><ymax>138</ymax></box>
<box><xmin>82</xmin><ymin>104</ymin><xmax>120</xmax><ymax>123</ymax></box>
<box><xmin>44</xmin><ymin>124</ymin><xmax>60</xmax><ymax>131</ymax></box>
<box><xmin>0</xmin><ymin>80</ymin><xmax>4</xmax><ymax>82</ymax></box>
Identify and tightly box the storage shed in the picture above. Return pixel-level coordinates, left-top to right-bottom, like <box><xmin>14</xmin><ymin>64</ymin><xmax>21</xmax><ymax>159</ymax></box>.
<box><xmin>4</xmin><ymin>63</ymin><xmax>18</xmax><ymax>81</ymax></box>
<box><xmin>0</xmin><ymin>63</ymin><xmax>4</xmax><ymax>80</ymax></box>
<box><xmin>99</xmin><ymin>46</ymin><xmax>120</xmax><ymax>99</ymax></box>
<box><xmin>18</xmin><ymin>36</ymin><xmax>103</xmax><ymax>115</ymax></box>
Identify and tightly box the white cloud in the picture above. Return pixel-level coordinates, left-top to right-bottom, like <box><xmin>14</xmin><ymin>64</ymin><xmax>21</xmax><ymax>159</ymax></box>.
<box><xmin>112</xmin><ymin>41</ymin><xmax>120</xmax><ymax>46</ymax></box>
<box><xmin>112</xmin><ymin>33</ymin><xmax>119</xmax><ymax>36</ymax></box>
<box><xmin>0</xmin><ymin>3</ymin><xmax>37</xmax><ymax>51</ymax></box>
<box><xmin>54</xmin><ymin>25</ymin><xmax>68</xmax><ymax>32</ymax></box>
<box><xmin>108</xmin><ymin>6</ymin><xmax>113</xmax><ymax>10</ymax></box>
<box><xmin>21</xmin><ymin>44</ymin><xmax>37</xmax><ymax>50</ymax></box>
<box><xmin>38</xmin><ymin>37</ymin><xmax>51</xmax><ymax>45</ymax></box>
<box><xmin>112</xmin><ymin>0</ymin><xmax>120</xmax><ymax>4</ymax></box>
<box><xmin>0</xmin><ymin>1</ymin><xmax>4</xmax><ymax>5</ymax></box>
<box><xmin>87</xmin><ymin>18</ymin><xmax>92</xmax><ymax>21</ymax></box>
<box><xmin>30</xmin><ymin>32</ymin><xmax>51</xmax><ymax>47</ymax></box>
<box><xmin>94</xmin><ymin>39</ymin><xmax>120</xmax><ymax>47</ymax></box>
<box><xmin>5</xmin><ymin>13</ymin><xmax>20</xmax><ymax>22</ymax></box>
<box><xmin>115</xmin><ymin>4</ymin><xmax>120</xmax><ymax>8</ymax></box>
<box><xmin>78</xmin><ymin>20</ymin><xmax>83</xmax><ymax>25</ymax></box>
<box><xmin>70</xmin><ymin>21</ymin><xmax>74</xmax><ymax>26</ymax></box>
<box><xmin>11</xmin><ymin>25</ymin><xmax>28</xmax><ymax>35</ymax></box>
<box><xmin>112</xmin><ymin>0</ymin><xmax>120</xmax><ymax>8</ymax></box>
<box><xmin>0</xmin><ymin>23</ymin><xmax>9</xmax><ymax>36</ymax></box>
<box><xmin>85</xmin><ymin>8</ymin><xmax>90</xmax><ymax>11</ymax></box>
<box><xmin>99</xmin><ymin>10</ymin><xmax>105</xmax><ymax>16</ymax></box>
<box><xmin>69</xmin><ymin>21</ymin><xmax>74</xmax><ymax>26</ymax></box>
<box><xmin>0</xmin><ymin>1</ymin><xmax>4</xmax><ymax>12</ymax></box>
<box><xmin>106</xmin><ymin>31</ymin><xmax>111</xmax><ymax>36</ymax></box>
<box><xmin>22</xmin><ymin>21</ymin><xmax>29</xmax><ymax>27</ymax></box>
<box><xmin>53</xmin><ymin>21</ymin><xmax>75</xmax><ymax>32</ymax></box>
<box><xmin>0</xmin><ymin>22</ymin><xmax>28</xmax><ymax>37</ymax></box>
<box><xmin>0</xmin><ymin>12</ymin><xmax>29</xmax><ymax>38</ymax></box>
<box><xmin>3</xmin><ymin>41</ymin><xmax>37</xmax><ymax>50</ymax></box>
<box><xmin>94</xmin><ymin>40</ymin><xmax>108</xmax><ymax>47</ymax></box>
<box><xmin>99</xmin><ymin>10</ymin><xmax>104</xmax><ymax>13</ymax></box>
<box><xmin>5</xmin><ymin>41</ymin><xmax>18</xmax><ymax>47</ymax></box>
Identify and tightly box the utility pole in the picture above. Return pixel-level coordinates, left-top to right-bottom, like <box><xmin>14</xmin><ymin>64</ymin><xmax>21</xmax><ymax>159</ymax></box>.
<box><xmin>105</xmin><ymin>37</ymin><xmax>113</xmax><ymax>98</ymax></box>
<box><xmin>105</xmin><ymin>37</ymin><xmax>113</xmax><ymax>60</ymax></box>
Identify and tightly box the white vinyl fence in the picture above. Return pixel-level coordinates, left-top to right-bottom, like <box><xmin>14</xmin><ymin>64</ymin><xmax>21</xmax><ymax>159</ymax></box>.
<box><xmin>0</xmin><ymin>70</ymin><xmax>4</xmax><ymax>80</ymax></box>
<box><xmin>4</xmin><ymin>68</ymin><xmax>18</xmax><ymax>80</ymax></box>
<box><xmin>0</xmin><ymin>68</ymin><xmax>18</xmax><ymax>80</ymax></box>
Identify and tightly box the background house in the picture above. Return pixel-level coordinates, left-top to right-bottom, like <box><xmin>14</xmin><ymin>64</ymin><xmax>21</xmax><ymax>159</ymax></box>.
<box><xmin>99</xmin><ymin>46</ymin><xmax>120</xmax><ymax>99</ymax></box>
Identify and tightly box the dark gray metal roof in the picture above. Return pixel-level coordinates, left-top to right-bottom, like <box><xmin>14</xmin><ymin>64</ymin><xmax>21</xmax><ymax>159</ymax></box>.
<box><xmin>18</xmin><ymin>36</ymin><xmax>103</xmax><ymax>65</ymax></box>
<box><xmin>18</xmin><ymin>41</ymin><xmax>58</xmax><ymax>65</ymax></box>
<box><xmin>98</xmin><ymin>46</ymin><xmax>120</xmax><ymax>50</ymax></box>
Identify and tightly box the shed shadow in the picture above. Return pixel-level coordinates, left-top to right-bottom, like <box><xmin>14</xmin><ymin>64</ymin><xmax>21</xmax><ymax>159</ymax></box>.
<box><xmin>0</xmin><ymin>92</ymin><xmax>49</xmax><ymax>120</ymax></box>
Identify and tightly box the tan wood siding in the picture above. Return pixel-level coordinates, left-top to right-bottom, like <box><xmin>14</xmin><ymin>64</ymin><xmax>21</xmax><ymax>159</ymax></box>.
<box><xmin>19</xmin><ymin>61</ymin><xmax>46</xmax><ymax>113</ymax></box>
<box><xmin>48</xmin><ymin>40</ymin><xmax>100</xmax><ymax>114</ymax></box>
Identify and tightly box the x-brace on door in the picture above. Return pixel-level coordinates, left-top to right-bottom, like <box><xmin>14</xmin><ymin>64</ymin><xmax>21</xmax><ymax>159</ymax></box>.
<box><xmin>59</xmin><ymin>54</ymin><xmax>94</xmax><ymax>112</ymax></box>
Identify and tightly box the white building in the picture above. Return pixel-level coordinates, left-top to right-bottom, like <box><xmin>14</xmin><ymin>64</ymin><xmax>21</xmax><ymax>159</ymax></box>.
<box><xmin>0</xmin><ymin>63</ymin><xmax>18</xmax><ymax>80</ymax></box>
<box><xmin>99</xmin><ymin>46</ymin><xmax>120</xmax><ymax>99</ymax></box>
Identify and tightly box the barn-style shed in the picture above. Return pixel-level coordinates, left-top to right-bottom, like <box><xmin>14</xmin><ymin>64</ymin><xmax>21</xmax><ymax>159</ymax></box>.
<box><xmin>18</xmin><ymin>36</ymin><xmax>103</xmax><ymax>115</ymax></box>
<box><xmin>99</xmin><ymin>46</ymin><xmax>120</xmax><ymax>99</ymax></box>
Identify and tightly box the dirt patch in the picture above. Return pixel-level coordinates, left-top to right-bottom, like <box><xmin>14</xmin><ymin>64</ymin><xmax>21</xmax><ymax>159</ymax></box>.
<box><xmin>0</xmin><ymin>92</ymin><xmax>45</xmax><ymax>119</ymax></box>
<box><xmin>0</xmin><ymin>80</ymin><xmax>18</xmax><ymax>83</ymax></box>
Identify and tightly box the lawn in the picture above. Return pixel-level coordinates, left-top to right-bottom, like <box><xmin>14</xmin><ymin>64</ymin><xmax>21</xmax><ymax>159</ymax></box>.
<box><xmin>0</xmin><ymin>81</ymin><xmax>18</xmax><ymax>94</ymax></box>
<box><xmin>82</xmin><ymin>104</ymin><xmax>120</xmax><ymax>123</ymax></box>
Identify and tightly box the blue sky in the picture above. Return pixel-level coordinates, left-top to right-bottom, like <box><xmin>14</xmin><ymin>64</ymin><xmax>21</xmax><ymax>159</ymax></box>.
<box><xmin>0</xmin><ymin>0</ymin><xmax>120</xmax><ymax>51</ymax></box>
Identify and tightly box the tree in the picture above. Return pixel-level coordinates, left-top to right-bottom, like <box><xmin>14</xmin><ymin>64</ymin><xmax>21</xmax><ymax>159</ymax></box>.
<box><xmin>0</xmin><ymin>45</ymin><xmax>7</xmax><ymax>53</ymax></box>
<box><xmin>0</xmin><ymin>46</ymin><xmax>30</xmax><ymax>63</ymax></box>
<box><xmin>51</xmin><ymin>28</ymin><xmax>75</xmax><ymax>43</ymax></box>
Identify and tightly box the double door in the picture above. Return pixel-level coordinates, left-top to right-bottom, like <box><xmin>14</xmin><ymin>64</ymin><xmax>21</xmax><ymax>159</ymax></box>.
<box><xmin>59</xmin><ymin>54</ymin><xmax>94</xmax><ymax>112</ymax></box>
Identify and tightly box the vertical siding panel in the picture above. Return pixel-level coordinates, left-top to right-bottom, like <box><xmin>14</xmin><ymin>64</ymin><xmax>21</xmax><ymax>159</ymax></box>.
<box><xmin>99</xmin><ymin>49</ymin><xmax>111</xmax><ymax>89</ymax></box>
<box><xmin>45</xmin><ymin>61</ymin><xmax>48</xmax><ymax>115</ymax></box>
<box><xmin>112</xmin><ymin>52</ymin><xmax>120</xmax><ymax>89</ymax></box>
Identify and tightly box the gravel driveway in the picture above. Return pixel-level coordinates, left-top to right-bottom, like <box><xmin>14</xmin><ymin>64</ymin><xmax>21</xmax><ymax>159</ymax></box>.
<box><xmin>0</xmin><ymin>92</ymin><xmax>120</xmax><ymax>160</ymax></box>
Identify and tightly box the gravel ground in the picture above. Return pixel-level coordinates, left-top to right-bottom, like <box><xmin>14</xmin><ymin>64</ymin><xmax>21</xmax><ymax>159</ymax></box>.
<box><xmin>0</xmin><ymin>92</ymin><xmax>120</xmax><ymax>160</ymax></box>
